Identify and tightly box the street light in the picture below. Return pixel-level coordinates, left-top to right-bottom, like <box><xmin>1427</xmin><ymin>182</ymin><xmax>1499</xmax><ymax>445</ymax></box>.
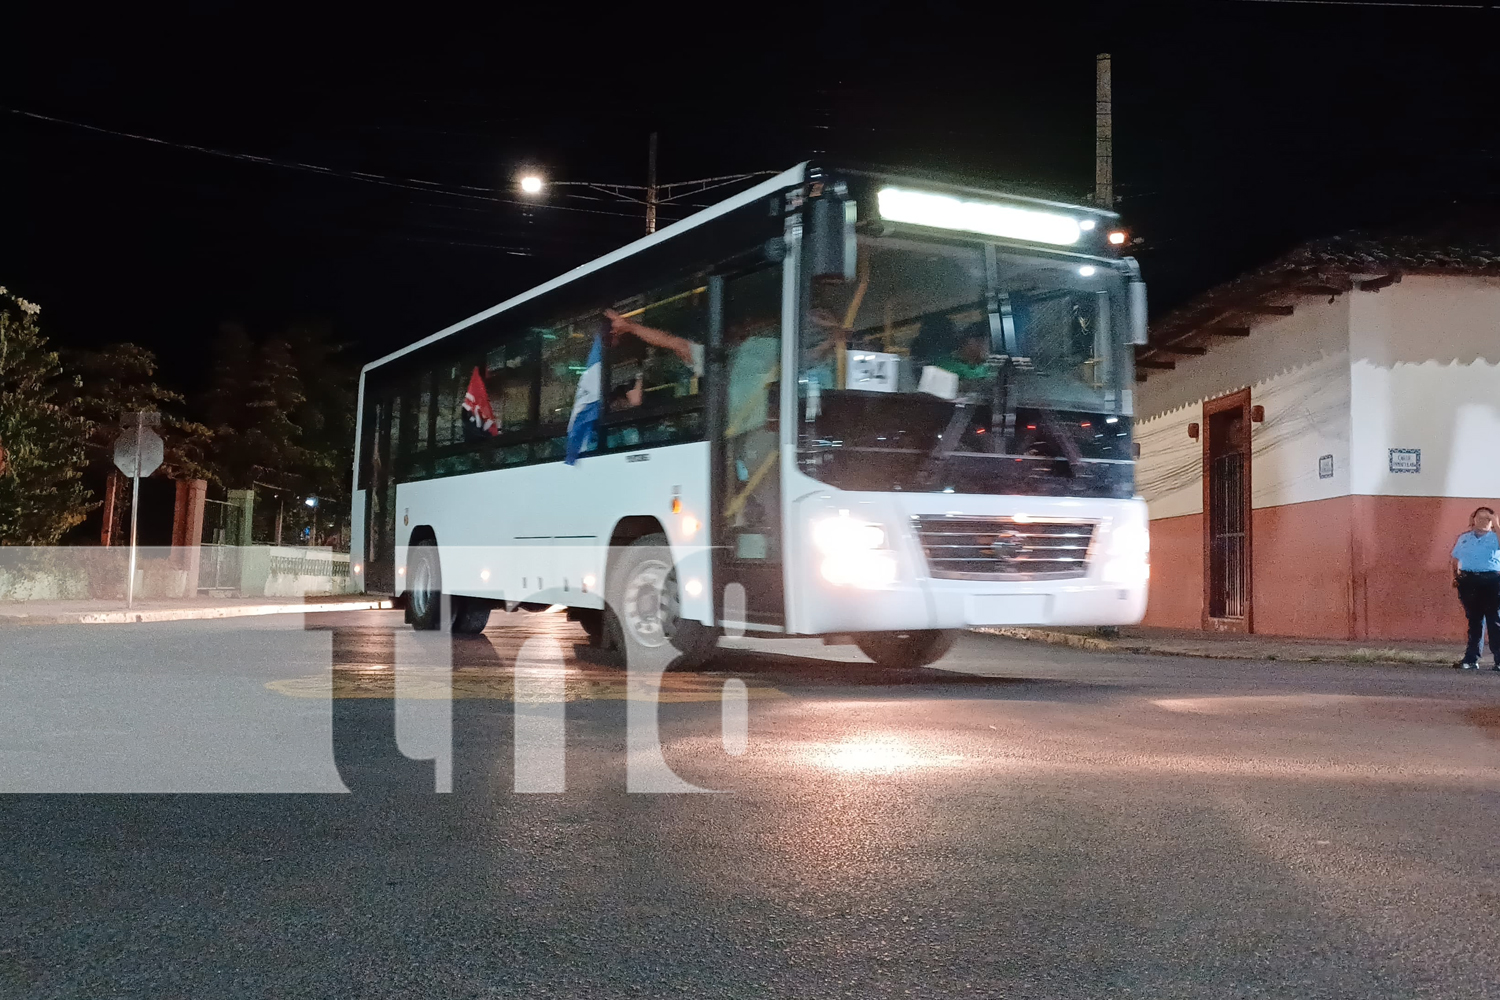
<box><xmin>519</xmin><ymin>174</ymin><xmax>544</xmax><ymax>195</ymax></box>
<box><xmin>304</xmin><ymin>496</ymin><xmax>319</xmax><ymax>549</ymax></box>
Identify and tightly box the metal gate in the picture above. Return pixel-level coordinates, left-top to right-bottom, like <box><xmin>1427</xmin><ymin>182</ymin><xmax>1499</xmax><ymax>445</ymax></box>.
<box><xmin>1208</xmin><ymin>452</ymin><xmax>1247</xmax><ymax>619</ymax></box>
<box><xmin>198</xmin><ymin>497</ymin><xmax>242</xmax><ymax>593</ymax></box>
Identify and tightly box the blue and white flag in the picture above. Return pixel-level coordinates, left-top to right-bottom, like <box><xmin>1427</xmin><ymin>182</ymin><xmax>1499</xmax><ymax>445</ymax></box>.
<box><xmin>565</xmin><ymin>333</ymin><xmax>603</xmax><ymax>465</ymax></box>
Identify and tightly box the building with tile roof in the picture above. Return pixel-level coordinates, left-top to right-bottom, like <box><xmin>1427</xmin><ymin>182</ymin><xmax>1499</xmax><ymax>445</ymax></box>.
<box><xmin>1133</xmin><ymin>230</ymin><xmax>1500</xmax><ymax>641</ymax></box>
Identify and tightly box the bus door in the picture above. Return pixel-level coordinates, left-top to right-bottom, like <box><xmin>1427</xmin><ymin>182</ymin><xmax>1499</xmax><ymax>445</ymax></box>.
<box><xmin>708</xmin><ymin>266</ymin><xmax>785</xmax><ymax>631</ymax></box>
<box><xmin>365</xmin><ymin>394</ymin><xmax>399</xmax><ymax>593</ymax></box>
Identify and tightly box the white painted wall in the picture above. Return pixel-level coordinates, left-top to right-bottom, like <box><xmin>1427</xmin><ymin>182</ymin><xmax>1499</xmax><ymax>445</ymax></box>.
<box><xmin>1349</xmin><ymin>276</ymin><xmax>1500</xmax><ymax>500</ymax></box>
<box><xmin>1139</xmin><ymin>275</ymin><xmax>1500</xmax><ymax>516</ymax></box>
<box><xmin>1136</xmin><ymin>402</ymin><xmax>1203</xmax><ymax>518</ymax></box>
<box><xmin>1247</xmin><ymin>352</ymin><xmax>1351</xmax><ymax>509</ymax></box>
<box><xmin>1135</xmin><ymin>294</ymin><xmax>1352</xmax><ymax>519</ymax></box>
<box><xmin>1137</xmin><ymin>295</ymin><xmax>1350</xmax><ymax>418</ymax></box>
<box><xmin>1350</xmin><ymin>359</ymin><xmax>1500</xmax><ymax>499</ymax></box>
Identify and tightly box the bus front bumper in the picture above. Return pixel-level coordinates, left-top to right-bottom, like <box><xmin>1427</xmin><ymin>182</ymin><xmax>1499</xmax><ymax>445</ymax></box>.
<box><xmin>794</xmin><ymin>578</ymin><xmax>1147</xmax><ymax>635</ymax></box>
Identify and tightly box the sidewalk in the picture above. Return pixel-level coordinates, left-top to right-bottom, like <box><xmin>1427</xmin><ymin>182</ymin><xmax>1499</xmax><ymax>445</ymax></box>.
<box><xmin>977</xmin><ymin>625</ymin><xmax>1466</xmax><ymax>667</ymax></box>
<box><xmin>0</xmin><ymin>594</ymin><xmax>393</xmax><ymax>626</ymax></box>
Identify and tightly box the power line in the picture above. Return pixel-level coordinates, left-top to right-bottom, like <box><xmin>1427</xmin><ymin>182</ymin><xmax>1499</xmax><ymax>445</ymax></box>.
<box><xmin>1226</xmin><ymin>0</ymin><xmax>1492</xmax><ymax>8</ymax></box>
<box><xmin>4</xmin><ymin>108</ymin><xmax>668</xmax><ymax>221</ymax></box>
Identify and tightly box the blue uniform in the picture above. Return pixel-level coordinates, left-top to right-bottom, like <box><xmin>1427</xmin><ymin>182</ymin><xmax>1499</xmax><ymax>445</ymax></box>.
<box><xmin>1452</xmin><ymin>530</ymin><xmax>1500</xmax><ymax>573</ymax></box>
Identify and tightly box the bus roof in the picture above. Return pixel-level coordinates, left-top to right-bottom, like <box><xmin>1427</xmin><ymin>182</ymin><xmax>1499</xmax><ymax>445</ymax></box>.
<box><xmin>363</xmin><ymin>162</ymin><xmax>810</xmax><ymax>373</ymax></box>
<box><xmin>362</xmin><ymin>162</ymin><xmax>1124</xmax><ymax>374</ymax></box>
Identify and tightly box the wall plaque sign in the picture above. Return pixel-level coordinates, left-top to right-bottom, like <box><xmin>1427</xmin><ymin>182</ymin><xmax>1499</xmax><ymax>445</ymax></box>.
<box><xmin>1389</xmin><ymin>448</ymin><xmax>1421</xmax><ymax>474</ymax></box>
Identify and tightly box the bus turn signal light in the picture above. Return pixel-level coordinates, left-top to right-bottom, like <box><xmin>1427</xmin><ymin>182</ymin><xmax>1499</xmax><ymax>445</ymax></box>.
<box><xmin>1108</xmin><ymin>230</ymin><xmax>1128</xmax><ymax>245</ymax></box>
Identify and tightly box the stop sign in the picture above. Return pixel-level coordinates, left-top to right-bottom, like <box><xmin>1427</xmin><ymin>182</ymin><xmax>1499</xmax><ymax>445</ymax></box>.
<box><xmin>113</xmin><ymin>414</ymin><xmax>164</xmax><ymax>479</ymax></box>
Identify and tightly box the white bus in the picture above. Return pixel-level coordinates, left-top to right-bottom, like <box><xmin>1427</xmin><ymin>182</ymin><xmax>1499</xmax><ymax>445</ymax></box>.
<box><xmin>350</xmin><ymin>163</ymin><xmax>1150</xmax><ymax>669</ymax></box>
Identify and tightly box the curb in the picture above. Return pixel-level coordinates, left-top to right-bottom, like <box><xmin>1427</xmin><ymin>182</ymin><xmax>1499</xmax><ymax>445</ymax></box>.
<box><xmin>972</xmin><ymin>626</ymin><xmax>1454</xmax><ymax>667</ymax></box>
<box><xmin>0</xmin><ymin>599</ymin><xmax>394</xmax><ymax>627</ymax></box>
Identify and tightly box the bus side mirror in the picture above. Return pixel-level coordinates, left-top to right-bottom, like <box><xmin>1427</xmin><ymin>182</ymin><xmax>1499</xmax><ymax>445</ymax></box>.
<box><xmin>1125</xmin><ymin>258</ymin><xmax>1148</xmax><ymax>345</ymax></box>
<box><xmin>1129</xmin><ymin>279</ymin><xmax>1148</xmax><ymax>346</ymax></box>
<box><xmin>807</xmin><ymin>192</ymin><xmax>856</xmax><ymax>282</ymax></box>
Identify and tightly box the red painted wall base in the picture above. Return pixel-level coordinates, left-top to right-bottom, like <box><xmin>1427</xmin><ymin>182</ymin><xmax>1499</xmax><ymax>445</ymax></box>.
<box><xmin>1144</xmin><ymin>495</ymin><xmax>1484</xmax><ymax>642</ymax></box>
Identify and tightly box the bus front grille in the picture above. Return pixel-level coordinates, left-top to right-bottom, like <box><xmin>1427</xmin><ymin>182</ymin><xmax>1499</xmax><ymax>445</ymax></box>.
<box><xmin>911</xmin><ymin>516</ymin><xmax>1097</xmax><ymax>580</ymax></box>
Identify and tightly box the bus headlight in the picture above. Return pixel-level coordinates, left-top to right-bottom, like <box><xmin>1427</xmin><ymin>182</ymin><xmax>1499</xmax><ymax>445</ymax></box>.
<box><xmin>812</xmin><ymin>514</ymin><xmax>885</xmax><ymax>553</ymax></box>
<box><xmin>1102</xmin><ymin>521</ymin><xmax>1150</xmax><ymax>585</ymax></box>
<box><xmin>813</xmin><ymin>513</ymin><xmax>897</xmax><ymax>588</ymax></box>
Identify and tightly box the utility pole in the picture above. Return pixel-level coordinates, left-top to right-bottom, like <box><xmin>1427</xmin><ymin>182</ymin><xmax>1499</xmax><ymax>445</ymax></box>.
<box><xmin>645</xmin><ymin>131</ymin><xmax>659</xmax><ymax>235</ymax></box>
<box><xmin>1095</xmin><ymin>53</ymin><xmax>1113</xmax><ymax>210</ymax></box>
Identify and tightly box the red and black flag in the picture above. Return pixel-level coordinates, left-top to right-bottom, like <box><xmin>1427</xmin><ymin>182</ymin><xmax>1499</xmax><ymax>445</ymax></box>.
<box><xmin>462</xmin><ymin>367</ymin><xmax>500</xmax><ymax>442</ymax></box>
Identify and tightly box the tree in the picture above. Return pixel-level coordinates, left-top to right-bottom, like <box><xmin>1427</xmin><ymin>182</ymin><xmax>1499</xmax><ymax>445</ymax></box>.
<box><xmin>202</xmin><ymin>322</ymin><xmax>357</xmax><ymax>502</ymax></box>
<box><xmin>287</xmin><ymin>323</ymin><xmax>358</xmax><ymax>508</ymax></box>
<box><xmin>202</xmin><ymin>324</ymin><xmax>309</xmax><ymax>492</ymax></box>
<box><xmin>0</xmin><ymin>287</ymin><xmax>93</xmax><ymax>544</ymax></box>
<box><xmin>61</xmin><ymin>342</ymin><xmax>215</xmax><ymax>484</ymax></box>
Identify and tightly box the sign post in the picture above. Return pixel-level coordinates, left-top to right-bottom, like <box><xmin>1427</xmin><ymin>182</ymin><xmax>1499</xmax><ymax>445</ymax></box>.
<box><xmin>113</xmin><ymin>413</ymin><xmax>164</xmax><ymax>608</ymax></box>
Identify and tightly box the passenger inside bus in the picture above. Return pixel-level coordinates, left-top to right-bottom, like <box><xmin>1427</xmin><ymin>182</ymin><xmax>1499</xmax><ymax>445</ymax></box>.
<box><xmin>607</xmin><ymin>304</ymin><xmax>780</xmax><ymax>540</ymax></box>
<box><xmin>609</xmin><ymin>374</ymin><xmax>644</xmax><ymax>411</ymax></box>
<box><xmin>604</xmin><ymin>307</ymin><xmax>701</xmax><ymax>410</ymax></box>
<box><xmin>605</xmin><ymin>307</ymin><xmax>778</xmax><ymax>434</ymax></box>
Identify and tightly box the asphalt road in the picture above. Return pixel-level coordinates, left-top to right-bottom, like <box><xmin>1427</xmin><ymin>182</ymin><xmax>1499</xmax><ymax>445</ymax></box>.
<box><xmin>3</xmin><ymin>609</ymin><xmax>1500</xmax><ymax>998</ymax></box>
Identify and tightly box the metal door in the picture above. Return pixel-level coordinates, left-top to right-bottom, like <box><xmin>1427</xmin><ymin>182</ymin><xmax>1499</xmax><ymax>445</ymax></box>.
<box><xmin>708</xmin><ymin>266</ymin><xmax>785</xmax><ymax>630</ymax></box>
<box><xmin>365</xmin><ymin>396</ymin><xmax>399</xmax><ymax>593</ymax></box>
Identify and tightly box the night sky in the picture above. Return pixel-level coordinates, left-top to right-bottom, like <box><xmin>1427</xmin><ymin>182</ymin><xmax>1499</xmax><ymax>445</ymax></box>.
<box><xmin>4</xmin><ymin>1</ymin><xmax>1496</xmax><ymax>387</ymax></box>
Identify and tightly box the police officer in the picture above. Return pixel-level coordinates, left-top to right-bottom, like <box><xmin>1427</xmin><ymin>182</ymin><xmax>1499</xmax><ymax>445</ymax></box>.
<box><xmin>1451</xmin><ymin>506</ymin><xmax>1500</xmax><ymax>669</ymax></box>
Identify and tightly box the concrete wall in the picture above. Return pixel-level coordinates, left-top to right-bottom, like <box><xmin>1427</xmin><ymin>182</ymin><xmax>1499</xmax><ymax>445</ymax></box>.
<box><xmin>0</xmin><ymin>547</ymin><xmax>353</xmax><ymax>604</ymax></box>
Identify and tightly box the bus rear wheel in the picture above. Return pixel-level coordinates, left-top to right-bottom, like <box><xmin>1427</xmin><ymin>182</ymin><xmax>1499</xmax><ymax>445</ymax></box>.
<box><xmin>854</xmin><ymin>629</ymin><xmax>959</xmax><ymax>669</ymax></box>
<box><xmin>406</xmin><ymin>539</ymin><xmax>442</xmax><ymax>631</ymax></box>
<box><xmin>407</xmin><ymin>539</ymin><xmax>491</xmax><ymax>634</ymax></box>
<box><xmin>606</xmin><ymin>533</ymin><xmax>717</xmax><ymax>671</ymax></box>
<box><xmin>451</xmin><ymin>597</ymin><xmax>492</xmax><ymax>634</ymax></box>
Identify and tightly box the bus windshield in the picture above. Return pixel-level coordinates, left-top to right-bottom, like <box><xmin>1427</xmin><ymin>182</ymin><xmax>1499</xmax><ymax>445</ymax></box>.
<box><xmin>797</xmin><ymin>234</ymin><xmax>1135</xmax><ymax>498</ymax></box>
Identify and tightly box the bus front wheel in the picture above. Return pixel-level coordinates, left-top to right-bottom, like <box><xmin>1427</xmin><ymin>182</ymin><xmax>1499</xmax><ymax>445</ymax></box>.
<box><xmin>605</xmin><ymin>533</ymin><xmax>717</xmax><ymax>671</ymax></box>
<box><xmin>854</xmin><ymin>629</ymin><xmax>958</xmax><ymax>669</ymax></box>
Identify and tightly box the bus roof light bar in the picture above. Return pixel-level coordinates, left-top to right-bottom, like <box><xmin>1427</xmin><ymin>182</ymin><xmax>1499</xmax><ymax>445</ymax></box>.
<box><xmin>876</xmin><ymin>187</ymin><xmax>1084</xmax><ymax>247</ymax></box>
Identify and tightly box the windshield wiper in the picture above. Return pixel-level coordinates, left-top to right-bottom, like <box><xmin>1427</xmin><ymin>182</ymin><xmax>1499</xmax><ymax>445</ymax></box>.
<box><xmin>1037</xmin><ymin>406</ymin><xmax>1085</xmax><ymax>476</ymax></box>
<box><xmin>921</xmin><ymin>401</ymin><xmax>977</xmax><ymax>487</ymax></box>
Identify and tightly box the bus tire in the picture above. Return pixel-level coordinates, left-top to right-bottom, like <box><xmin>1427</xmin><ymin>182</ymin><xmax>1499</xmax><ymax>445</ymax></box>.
<box><xmin>607</xmin><ymin>533</ymin><xmax>717</xmax><ymax>671</ymax></box>
<box><xmin>452</xmin><ymin>596</ymin><xmax>492</xmax><ymax>634</ymax></box>
<box><xmin>406</xmin><ymin>539</ymin><xmax>443</xmax><ymax>631</ymax></box>
<box><xmin>854</xmin><ymin>629</ymin><xmax>958</xmax><ymax>669</ymax></box>
<box><xmin>569</xmin><ymin>608</ymin><xmax>604</xmax><ymax>646</ymax></box>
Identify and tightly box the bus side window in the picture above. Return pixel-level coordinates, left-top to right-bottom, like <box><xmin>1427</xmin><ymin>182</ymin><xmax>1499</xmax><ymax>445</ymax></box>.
<box><xmin>476</xmin><ymin>334</ymin><xmax>535</xmax><ymax>468</ymax></box>
<box><xmin>607</xmin><ymin>278</ymin><xmax>708</xmax><ymax>410</ymax></box>
<box><xmin>484</xmin><ymin>336</ymin><xmax>536</xmax><ymax>435</ymax></box>
<box><xmin>398</xmin><ymin>379</ymin><xmax>433</xmax><ymax>481</ymax></box>
<box><xmin>537</xmin><ymin>318</ymin><xmax>600</xmax><ymax>459</ymax></box>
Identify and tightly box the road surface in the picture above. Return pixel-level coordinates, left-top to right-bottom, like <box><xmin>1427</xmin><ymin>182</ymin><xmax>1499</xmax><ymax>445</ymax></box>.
<box><xmin>2</xmin><ymin>609</ymin><xmax>1499</xmax><ymax>998</ymax></box>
